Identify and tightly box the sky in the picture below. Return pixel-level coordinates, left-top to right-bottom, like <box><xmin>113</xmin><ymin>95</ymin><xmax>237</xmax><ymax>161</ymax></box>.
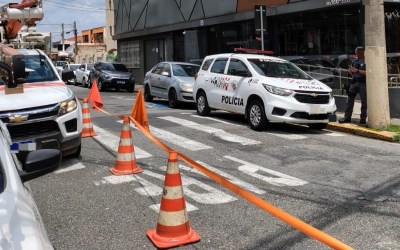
<box><xmin>26</xmin><ymin>0</ymin><xmax>106</xmax><ymax>42</ymax></box>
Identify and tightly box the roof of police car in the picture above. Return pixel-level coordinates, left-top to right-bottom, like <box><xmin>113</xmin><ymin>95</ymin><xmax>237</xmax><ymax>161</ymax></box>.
<box><xmin>17</xmin><ymin>49</ymin><xmax>45</xmax><ymax>55</ymax></box>
<box><xmin>206</xmin><ymin>53</ymin><xmax>286</xmax><ymax>61</ymax></box>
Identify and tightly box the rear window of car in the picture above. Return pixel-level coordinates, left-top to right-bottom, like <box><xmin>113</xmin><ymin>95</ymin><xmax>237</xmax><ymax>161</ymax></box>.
<box><xmin>172</xmin><ymin>64</ymin><xmax>200</xmax><ymax>77</ymax></box>
<box><xmin>201</xmin><ymin>59</ymin><xmax>214</xmax><ymax>71</ymax></box>
<box><xmin>210</xmin><ymin>58</ymin><xmax>228</xmax><ymax>74</ymax></box>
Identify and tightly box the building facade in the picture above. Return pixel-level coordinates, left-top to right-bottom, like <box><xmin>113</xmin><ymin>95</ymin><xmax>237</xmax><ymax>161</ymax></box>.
<box><xmin>113</xmin><ymin>0</ymin><xmax>400</xmax><ymax>84</ymax></box>
<box><xmin>105</xmin><ymin>0</ymin><xmax>117</xmax><ymax>61</ymax></box>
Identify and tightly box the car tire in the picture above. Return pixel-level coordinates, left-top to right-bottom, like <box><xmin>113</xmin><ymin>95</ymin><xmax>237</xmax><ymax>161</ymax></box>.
<box><xmin>196</xmin><ymin>91</ymin><xmax>211</xmax><ymax>116</ymax></box>
<box><xmin>168</xmin><ymin>89</ymin><xmax>178</xmax><ymax>108</ymax></box>
<box><xmin>86</xmin><ymin>78</ymin><xmax>91</xmax><ymax>88</ymax></box>
<box><xmin>144</xmin><ymin>85</ymin><xmax>153</xmax><ymax>101</ymax></box>
<box><xmin>248</xmin><ymin>100</ymin><xmax>267</xmax><ymax>131</ymax></box>
<box><xmin>126</xmin><ymin>84</ymin><xmax>135</xmax><ymax>93</ymax></box>
<box><xmin>73</xmin><ymin>78</ymin><xmax>78</xmax><ymax>86</ymax></box>
<box><xmin>308</xmin><ymin>123</ymin><xmax>328</xmax><ymax>130</ymax></box>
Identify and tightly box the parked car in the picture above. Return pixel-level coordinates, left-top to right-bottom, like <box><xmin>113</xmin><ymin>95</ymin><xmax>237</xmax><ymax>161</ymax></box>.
<box><xmin>193</xmin><ymin>53</ymin><xmax>336</xmax><ymax>131</ymax></box>
<box><xmin>74</xmin><ymin>63</ymin><xmax>94</xmax><ymax>87</ymax></box>
<box><xmin>143</xmin><ymin>62</ymin><xmax>200</xmax><ymax>108</ymax></box>
<box><xmin>0</xmin><ymin>49</ymin><xmax>82</xmax><ymax>162</ymax></box>
<box><xmin>61</xmin><ymin>63</ymin><xmax>80</xmax><ymax>84</ymax></box>
<box><xmin>89</xmin><ymin>62</ymin><xmax>135</xmax><ymax>92</ymax></box>
<box><xmin>0</xmin><ymin>120</ymin><xmax>61</xmax><ymax>250</ymax></box>
<box><xmin>54</xmin><ymin>60</ymin><xmax>68</xmax><ymax>75</ymax></box>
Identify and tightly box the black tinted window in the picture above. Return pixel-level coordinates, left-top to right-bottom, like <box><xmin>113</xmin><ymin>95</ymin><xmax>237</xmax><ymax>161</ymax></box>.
<box><xmin>227</xmin><ymin>59</ymin><xmax>250</xmax><ymax>77</ymax></box>
<box><xmin>210</xmin><ymin>59</ymin><xmax>228</xmax><ymax>74</ymax></box>
<box><xmin>201</xmin><ymin>59</ymin><xmax>214</xmax><ymax>71</ymax></box>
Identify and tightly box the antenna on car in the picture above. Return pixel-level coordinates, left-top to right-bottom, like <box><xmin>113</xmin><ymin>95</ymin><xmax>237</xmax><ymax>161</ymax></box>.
<box><xmin>233</xmin><ymin>47</ymin><xmax>274</xmax><ymax>55</ymax></box>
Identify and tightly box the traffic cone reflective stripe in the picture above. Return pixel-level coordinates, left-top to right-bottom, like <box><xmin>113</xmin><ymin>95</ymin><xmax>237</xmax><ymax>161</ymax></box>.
<box><xmin>81</xmin><ymin>98</ymin><xmax>96</xmax><ymax>137</ymax></box>
<box><xmin>147</xmin><ymin>151</ymin><xmax>200</xmax><ymax>248</ymax></box>
<box><xmin>109</xmin><ymin>116</ymin><xmax>143</xmax><ymax>175</ymax></box>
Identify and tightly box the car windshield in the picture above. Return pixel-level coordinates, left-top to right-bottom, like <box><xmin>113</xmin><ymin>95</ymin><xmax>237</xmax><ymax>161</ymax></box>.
<box><xmin>248</xmin><ymin>59</ymin><xmax>311</xmax><ymax>80</ymax></box>
<box><xmin>101</xmin><ymin>63</ymin><xmax>128</xmax><ymax>72</ymax></box>
<box><xmin>25</xmin><ymin>55</ymin><xmax>58</xmax><ymax>83</ymax></box>
<box><xmin>56</xmin><ymin>61</ymin><xmax>67</xmax><ymax>67</ymax></box>
<box><xmin>87</xmin><ymin>64</ymin><xmax>94</xmax><ymax>70</ymax></box>
<box><xmin>172</xmin><ymin>64</ymin><xmax>199</xmax><ymax>77</ymax></box>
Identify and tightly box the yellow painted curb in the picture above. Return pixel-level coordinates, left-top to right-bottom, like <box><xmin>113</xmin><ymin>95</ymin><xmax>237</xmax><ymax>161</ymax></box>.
<box><xmin>327</xmin><ymin>122</ymin><xmax>396</xmax><ymax>142</ymax></box>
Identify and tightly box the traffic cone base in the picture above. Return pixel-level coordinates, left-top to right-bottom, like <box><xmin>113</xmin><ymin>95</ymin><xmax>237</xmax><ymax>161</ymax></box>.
<box><xmin>109</xmin><ymin>116</ymin><xmax>142</xmax><ymax>175</ymax></box>
<box><xmin>81</xmin><ymin>98</ymin><xmax>96</xmax><ymax>137</ymax></box>
<box><xmin>147</xmin><ymin>151</ymin><xmax>200</xmax><ymax>248</ymax></box>
<box><xmin>146</xmin><ymin>226</ymin><xmax>200</xmax><ymax>249</ymax></box>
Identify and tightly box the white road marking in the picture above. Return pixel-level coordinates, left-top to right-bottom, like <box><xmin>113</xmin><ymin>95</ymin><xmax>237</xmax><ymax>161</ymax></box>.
<box><xmin>146</xmin><ymin>168</ymin><xmax>237</xmax><ymax>204</ymax></box>
<box><xmin>93</xmin><ymin>124</ymin><xmax>152</xmax><ymax>159</ymax></box>
<box><xmin>117</xmin><ymin>120</ymin><xmax>212</xmax><ymax>151</ymax></box>
<box><xmin>159</xmin><ymin>116</ymin><xmax>262</xmax><ymax>145</ymax></box>
<box><xmin>110</xmin><ymin>95</ymin><xmax>134</xmax><ymax>100</ymax></box>
<box><xmin>55</xmin><ymin>159</ymin><xmax>85</xmax><ymax>174</ymax></box>
<box><xmin>225</xmin><ymin>156</ymin><xmax>308</xmax><ymax>186</ymax></box>
<box><xmin>326</xmin><ymin>132</ymin><xmax>345</xmax><ymax>137</ymax></box>
<box><xmin>266</xmin><ymin>132</ymin><xmax>307</xmax><ymax>140</ymax></box>
<box><xmin>178</xmin><ymin>163</ymin><xmax>266</xmax><ymax>195</ymax></box>
<box><xmin>189</xmin><ymin>115</ymin><xmax>241</xmax><ymax>126</ymax></box>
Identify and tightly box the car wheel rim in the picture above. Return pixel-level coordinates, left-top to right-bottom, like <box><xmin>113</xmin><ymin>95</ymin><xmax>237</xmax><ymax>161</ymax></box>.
<box><xmin>250</xmin><ymin>105</ymin><xmax>261</xmax><ymax>126</ymax></box>
<box><xmin>198</xmin><ymin>96</ymin><xmax>205</xmax><ymax>112</ymax></box>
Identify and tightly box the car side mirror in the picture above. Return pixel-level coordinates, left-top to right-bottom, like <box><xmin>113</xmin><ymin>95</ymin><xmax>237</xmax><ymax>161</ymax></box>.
<box><xmin>162</xmin><ymin>71</ymin><xmax>170</xmax><ymax>77</ymax></box>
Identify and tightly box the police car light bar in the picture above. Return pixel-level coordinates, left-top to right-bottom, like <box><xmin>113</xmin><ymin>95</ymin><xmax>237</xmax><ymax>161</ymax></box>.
<box><xmin>234</xmin><ymin>48</ymin><xmax>274</xmax><ymax>55</ymax></box>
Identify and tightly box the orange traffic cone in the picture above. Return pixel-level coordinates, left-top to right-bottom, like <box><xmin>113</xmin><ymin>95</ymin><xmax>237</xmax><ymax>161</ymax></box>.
<box><xmin>147</xmin><ymin>151</ymin><xmax>200</xmax><ymax>249</ymax></box>
<box><xmin>81</xmin><ymin>98</ymin><xmax>97</xmax><ymax>137</ymax></box>
<box><xmin>109</xmin><ymin>116</ymin><xmax>143</xmax><ymax>175</ymax></box>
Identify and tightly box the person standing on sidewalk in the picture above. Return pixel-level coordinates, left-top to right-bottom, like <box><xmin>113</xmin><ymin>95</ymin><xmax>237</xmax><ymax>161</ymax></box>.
<box><xmin>339</xmin><ymin>46</ymin><xmax>367</xmax><ymax>124</ymax></box>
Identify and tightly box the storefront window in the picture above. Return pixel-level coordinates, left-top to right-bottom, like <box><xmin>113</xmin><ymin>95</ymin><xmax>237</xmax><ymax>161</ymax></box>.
<box><xmin>119</xmin><ymin>40</ymin><xmax>140</xmax><ymax>68</ymax></box>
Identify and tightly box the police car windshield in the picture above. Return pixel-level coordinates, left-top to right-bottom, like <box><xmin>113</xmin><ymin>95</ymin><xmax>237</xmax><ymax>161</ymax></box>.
<box><xmin>172</xmin><ymin>64</ymin><xmax>200</xmax><ymax>77</ymax></box>
<box><xmin>24</xmin><ymin>55</ymin><xmax>58</xmax><ymax>83</ymax></box>
<box><xmin>248</xmin><ymin>59</ymin><xmax>311</xmax><ymax>80</ymax></box>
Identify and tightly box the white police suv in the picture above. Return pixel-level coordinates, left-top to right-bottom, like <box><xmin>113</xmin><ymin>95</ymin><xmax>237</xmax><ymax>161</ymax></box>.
<box><xmin>193</xmin><ymin>53</ymin><xmax>337</xmax><ymax>130</ymax></box>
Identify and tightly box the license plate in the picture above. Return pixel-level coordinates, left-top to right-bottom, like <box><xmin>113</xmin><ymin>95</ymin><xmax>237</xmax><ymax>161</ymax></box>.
<box><xmin>117</xmin><ymin>80</ymin><xmax>125</xmax><ymax>84</ymax></box>
<box><xmin>306</xmin><ymin>104</ymin><xmax>326</xmax><ymax>114</ymax></box>
<box><xmin>10</xmin><ymin>140</ymin><xmax>36</xmax><ymax>153</ymax></box>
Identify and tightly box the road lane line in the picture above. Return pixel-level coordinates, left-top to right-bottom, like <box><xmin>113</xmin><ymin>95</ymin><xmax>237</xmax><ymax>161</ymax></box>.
<box><xmin>265</xmin><ymin>132</ymin><xmax>307</xmax><ymax>140</ymax></box>
<box><xmin>159</xmin><ymin>116</ymin><xmax>262</xmax><ymax>145</ymax></box>
<box><xmin>117</xmin><ymin>120</ymin><xmax>212</xmax><ymax>151</ymax></box>
<box><xmin>189</xmin><ymin>115</ymin><xmax>242</xmax><ymax>126</ymax></box>
<box><xmin>93</xmin><ymin>124</ymin><xmax>152</xmax><ymax>159</ymax></box>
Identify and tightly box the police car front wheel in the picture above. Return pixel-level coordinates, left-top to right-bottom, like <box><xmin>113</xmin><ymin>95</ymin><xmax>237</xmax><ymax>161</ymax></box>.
<box><xmin>196</xmin><ymin>92</ymin><xmax>211</xmax><ymax>116</ymax></box>
<box><xmin>248</xmin><ymin>100</ymin><xmax>267</xmax><ymax>131</ymax></box>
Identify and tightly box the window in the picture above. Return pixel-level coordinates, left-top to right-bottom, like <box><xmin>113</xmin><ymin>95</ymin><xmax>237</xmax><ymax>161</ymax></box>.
<box><xmin>120</xmin><ymin>40</ymin><xmax>140</xmax><ymax>68</ymax></box>
<box><xmin>24</xmin><ymin>55</ymin><xmax>58</xmax><ymax>83</ymax></box>
<box><xmin>163</xmin><ymin>63</ymin><xmax>171</xmax><ymax>75</ymax></box>
<box><xmin>227</xmin><ymin>59</ymin><xmax>250</xmax><ymax>77</ymax></box>
<box><xmin>172</xmin><ymin>64</ymin><xmax>200</xmax><ymax>77</ymax></box>
<box><xmin>109</xmin><ymin>26</ymin><xmax>112</xmax><ymax>36</ymax></box>
<box><xmin>210</xmin><ymin>58</ymin><xmax>228</xmax><ymax>74</ymax></box>
<box><xmin>152</xmin><ymin>63</ymin><xmax>164</xmax><ymax>75</ymax></box>
<box><xmin>248</xmin><ymin>59</ymin><xmax>310</xmax><ymax>80</ymax></box>
<box><xmin>201</xmin><ymin>59</ymin><xmax>214</xmax><ymax>71</ymax></box>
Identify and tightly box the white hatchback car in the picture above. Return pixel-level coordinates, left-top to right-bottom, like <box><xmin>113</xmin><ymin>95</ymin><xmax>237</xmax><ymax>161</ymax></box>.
<box><xmin>0</xmin><ymin>120</ymin><xmax>61</xmax><ymax>249</ymax></box>
<box><xmin>193</xmin><ymin>53</ymin><xmax>337</xmax><ymax>130</ymax></box>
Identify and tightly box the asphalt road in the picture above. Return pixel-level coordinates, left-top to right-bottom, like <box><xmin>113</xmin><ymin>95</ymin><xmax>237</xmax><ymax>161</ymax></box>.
<box><xmin>28</xmin><ymin>84</ymin><xmax>400</xmax><ymax>250</ymax></box>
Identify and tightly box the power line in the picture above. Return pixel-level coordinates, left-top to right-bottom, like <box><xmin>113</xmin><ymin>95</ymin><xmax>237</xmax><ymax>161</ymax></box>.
<box><xmin>44</xmin><ymin>0</ymin><xmax>111</xmax><ymax>11</ymax></box>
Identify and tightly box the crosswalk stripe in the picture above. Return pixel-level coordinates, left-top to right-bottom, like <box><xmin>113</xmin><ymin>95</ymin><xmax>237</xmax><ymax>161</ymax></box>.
<box><xmin>55</xmin><ymin>158</ymin><xmax>85</xmax><ymax>174</ymax></box>
<box><xmin>117</xmin><ymin>120</ymin><xmax>212</xmax><ymax>151</ymax></box>
<box><xmin>326</xmin><ymin>132</ymin><xmax>345</xmax><ymax>137</ymax></box>
<box><xmin>265</xmin><ymin>132</ymin><xmax>307</xmax><ymax>140</ymax></box>
<box><xmin>189</xmin><ymin>114</ymin><xmax>242</xmax><ymax>126</ymax></box>
<box><xmin>92</xmin><ymin>124</ymin><xmax>152</xmax><ymax>159</ymax></box>
<box><xmin>159</xmin><ymin>116</ymin><xmax>262</xmax><ymax>145</ymax></box>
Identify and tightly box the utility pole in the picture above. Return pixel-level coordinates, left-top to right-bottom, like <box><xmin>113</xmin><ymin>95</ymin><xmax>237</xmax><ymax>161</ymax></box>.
<box><xmin>364</xmin><ymin>0</ymin><xmax>390</xmax><ymax>129</ymax></box>
<box><xmin>255</xmin><ymin>5</ymin><xmax>266</xmax><ymax>51</ymax></box>
<box><xmin>73</xmin><ymin>21</ymin><xmax>78</xmax><ymax>62</ymax></box>
<box><xmin>61</xmin><ymin>22</ymin><xmax>65</xmax><ymax>53</ymax></box>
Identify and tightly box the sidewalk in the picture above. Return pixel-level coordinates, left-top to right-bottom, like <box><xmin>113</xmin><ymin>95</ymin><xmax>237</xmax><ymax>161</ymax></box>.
<box><xmin>328</xmin><ymin>102</ymin><xmax>400</xmax><ymax>142</ymax></box>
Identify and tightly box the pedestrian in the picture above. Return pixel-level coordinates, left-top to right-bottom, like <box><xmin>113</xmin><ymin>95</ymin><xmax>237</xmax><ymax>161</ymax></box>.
<box><xmin>339</xmin><ymin>46</ymin><xmax>367</xmax><ymax>124</ymax></box>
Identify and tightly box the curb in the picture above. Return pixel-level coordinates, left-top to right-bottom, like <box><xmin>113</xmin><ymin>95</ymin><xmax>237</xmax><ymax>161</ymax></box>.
<box><xmin>327</xmin><ymin>122</ymin><xmax>396</xmax><ymax>142</ymax></box>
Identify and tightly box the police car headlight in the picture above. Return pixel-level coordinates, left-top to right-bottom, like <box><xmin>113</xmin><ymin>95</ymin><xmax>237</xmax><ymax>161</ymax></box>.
<box><xmin>180</xmin><ymin>82</ymin><xmax>193</xmax><ymax>92</ymax></box>
<box><xmin>59</xmin><ymin>97</ymin><xmax>77</xmax><ymax>116</ymax></box>
<box><xmin>263</xmin><ymin>84</ymin><xmax>293</xmax><ymax>96</ymax></box>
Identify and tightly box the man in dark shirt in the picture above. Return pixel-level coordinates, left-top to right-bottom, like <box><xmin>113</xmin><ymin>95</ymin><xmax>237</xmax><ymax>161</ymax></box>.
<box><xmin>339</xmin><ymin>46</ymin><xmax>367</xmax><ymax>124</ymax></box>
